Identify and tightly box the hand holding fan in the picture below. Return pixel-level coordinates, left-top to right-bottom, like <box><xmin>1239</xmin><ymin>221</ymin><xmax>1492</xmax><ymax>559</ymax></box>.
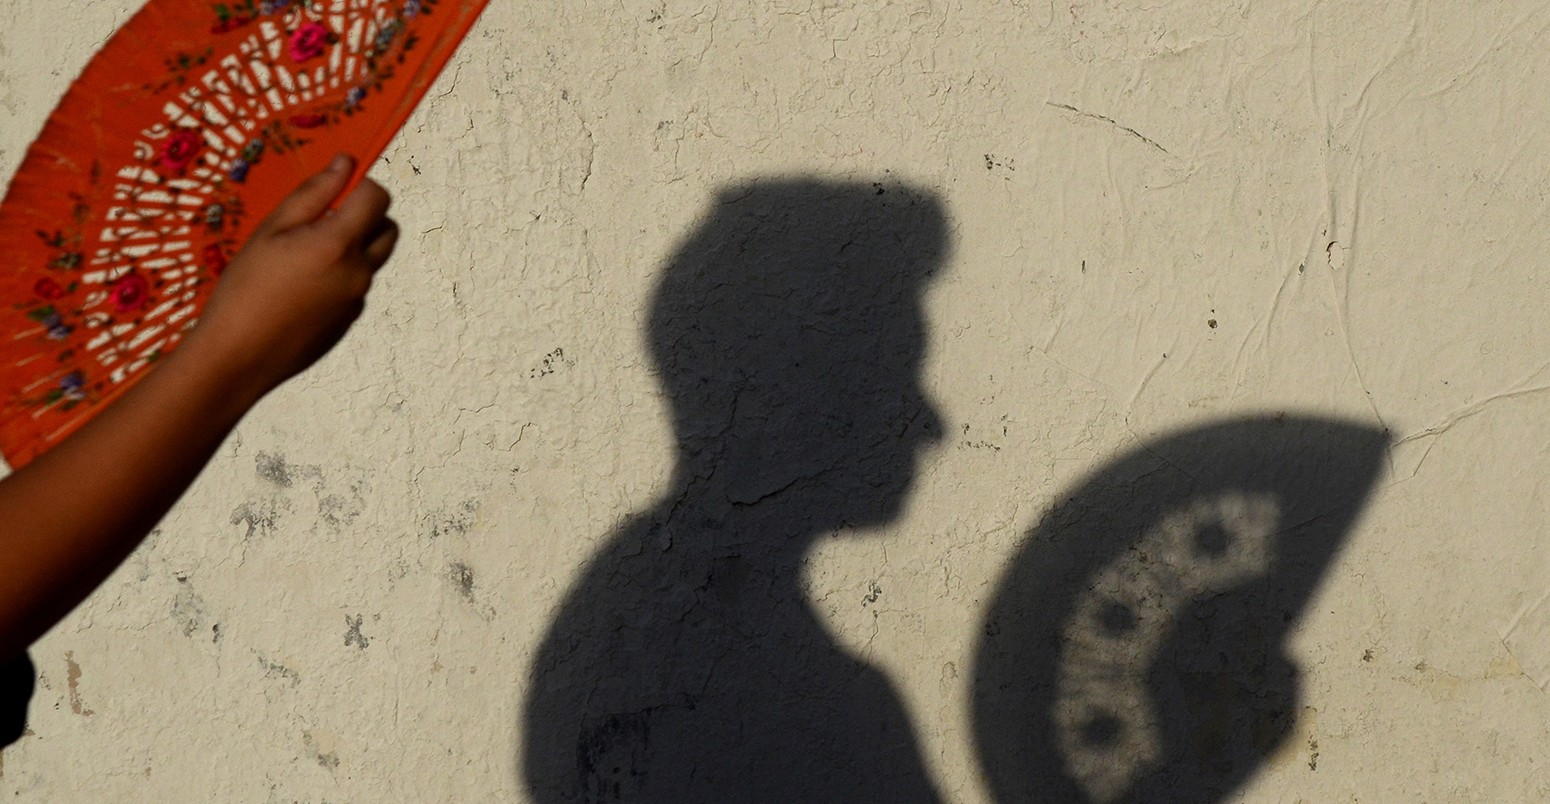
<box><xmin>0</xmin><ymin>0</ymin><xmax>489</xmax><ymax>467</ymax></box>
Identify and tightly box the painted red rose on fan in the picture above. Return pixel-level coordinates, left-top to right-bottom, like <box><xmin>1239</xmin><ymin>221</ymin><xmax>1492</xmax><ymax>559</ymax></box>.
<box><xmin>159</xmin><ymin>130</ymin><xmax>203</xmax><ymax>172</ymax></box>
<box><xmin>289</xmin><ymin>23</ymin><xmax>332</xmax><ymax>62</ymax></box>
<box><xmin>288</xmin><ymin>113</ymin><xmax>328</xmax><ymax>129</ymax></box>
<box><xmin>32</xmin><ymin>279</ymin><xmax>66</xmax><ymax>300</ymax></box>
<box><xmin>110</xmin><ymin>274</ymin><xmax>149</xmax><ymax>313</ymax></box>
<box><xmin>210</xmin><ymin>15</ymin><xmax>251</xmax><ymax>34</ymax></box>
<box><xmin>202</xmin><ymin>244</ymin><xmax>228</xmax><ymax>277</ymax></box>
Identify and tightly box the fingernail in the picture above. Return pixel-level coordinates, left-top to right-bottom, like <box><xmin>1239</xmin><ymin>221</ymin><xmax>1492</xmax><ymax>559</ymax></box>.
<box><xmin>329</xmin><ymin>154</ymin><xmax>352</xmax><ymax>173</ymax></box>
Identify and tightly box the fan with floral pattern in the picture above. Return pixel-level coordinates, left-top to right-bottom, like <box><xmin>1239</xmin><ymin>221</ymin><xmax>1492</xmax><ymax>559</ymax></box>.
<box><xmin>0</xmin><ymin>0</ymin><xmax>489</xmax><ymax>467</ymax></box>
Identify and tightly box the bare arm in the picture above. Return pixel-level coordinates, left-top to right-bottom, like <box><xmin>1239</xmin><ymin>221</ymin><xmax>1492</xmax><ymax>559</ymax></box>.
<box><xmin>0</xmin><ymin>154</ymin><xmax>398</xmax><ymax>661</ymax></box>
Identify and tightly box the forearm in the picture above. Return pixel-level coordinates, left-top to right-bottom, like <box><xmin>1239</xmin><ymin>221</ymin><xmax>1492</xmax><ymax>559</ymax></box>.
<box><xmin>0</xmin><ymin>156</ymin><xmax>394</xmax><ymax>662</ymax></box>
<box><xmin>0</xmin><ymin>331</ymin><xmax>266</xmax><ymax>660</ymax></box>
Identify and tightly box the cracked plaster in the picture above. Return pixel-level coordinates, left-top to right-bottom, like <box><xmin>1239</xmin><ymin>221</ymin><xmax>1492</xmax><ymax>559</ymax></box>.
<box><xmin>0</xmin><ymin>0</ymin><xmax>1549</xmax><ymax>800</ymax></box>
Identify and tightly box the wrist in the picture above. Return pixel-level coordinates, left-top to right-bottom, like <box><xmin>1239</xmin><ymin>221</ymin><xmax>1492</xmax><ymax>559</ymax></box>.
<box><xmin>160</xmin><ymin>326</ymin><xmax>276</xmax><ymax>417</ymax></box>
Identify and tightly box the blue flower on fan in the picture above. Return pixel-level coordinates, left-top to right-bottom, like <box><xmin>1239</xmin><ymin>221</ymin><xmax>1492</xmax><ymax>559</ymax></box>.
<box><xmin>404</xmin><ymin>0</ymin><xmax>422</xmax><ymax>18</ymax></box>
<box><xmin>240</xmin><ymin>138</ymin><xmax>265</xmax><ymax>163</ymax></box>
<box><xmin>375</xmin><ymin>20</ymin><xmax>403</xmax><ymax>51</ymax></box>
<box><xmin>41</xmin><ymin>311</ymin><xmax>71</xmax><ymax>341</ymax></box>
<box><xmin>345</xmin><ymin>86</ymin><xmax>367</xmax><ymax>109</ymax></box>
<box><xmin>27</xmin><ymin>303</ymin><xmax>71</xmax><ymax>337</ymax></box>
<box><xmin>59</xmin><ymin>372</ymin><xmax>85</xmax><ymax>401</ymax></box>
<box><xmin>259</xmin><ymin>0</ymin><xmax>292</xmax><ymax>14</ymax></box>
<box><xmin>229</xmin><ymin>158</ymin><xmax>251</xmax><ymax>183</ymax></box>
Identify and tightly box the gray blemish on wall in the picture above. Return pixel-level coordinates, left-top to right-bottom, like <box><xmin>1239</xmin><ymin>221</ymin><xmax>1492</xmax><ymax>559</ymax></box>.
<box><xmin>960</xmin><ymin>422</ymin><xmax>1005</xmax><ymax>452</ymax></box>
<box><xmin>427</xmin><ymin>499</ymin><xmax>479</xmax><ymax>540</ymax></box>
<box><xmin>257</xmin><ymin>655</ymin><xmax>301</xmax><ymax>686</ymax></box>
<box><xmin>319</xmin><ymin>494</ymin><xmax>353</xmax><ymax>529</ymax></box>
<box><xmin>231</xmin><ymin>499</ymin><xmax>287</xmax><ymax>541</ymax></box>
<box><xmin>450</xmin><ymin>563</ymin><xmax>476</xmax><ymax>602</ymax></box>
<box><xmin>172</xmin><ymin>578</ymin><xmax>218</xmax><ymax>642</ymax></box>
<box><xmin>983</xmin><ymin>153</ymin><xmax>1016</xmax><ymax>180</ymax></box>
<box><xmin>255</xmin><ymin>452</ymin><xmax>294</xmax><ymax>487</ymax></box>
<box><xmin>254</xmin><ymin>451</ymin><xmax>325</xmax><ymax>490</ymax></box>
<box><xmin>529</xmin><ymin>347</ymin><xmax>575</xmax><ymax>379</ymax></box>
<box><xmin>344</xmin><ymin>615</ymin><xmax>370</xmax><ymax>650</ymax></box>
<box><xmin>319</xmin><ymin>480</ymin><xmax>368</xmax><ymax>531</ymax></box>
<box><xmin>447</xmin><ymin>562</ymin><xmax>497</xmax><ymax>620</ymax></box>
<box><xmin>302</xmin><ymin>731</ymin><xmax>340</xmax><ymax>770</ymax></box>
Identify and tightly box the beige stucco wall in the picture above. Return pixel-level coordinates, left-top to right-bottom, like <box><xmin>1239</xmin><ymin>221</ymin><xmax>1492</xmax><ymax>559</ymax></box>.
<box><xmin>4</xmin><ymin>0</ymin><xmax>1550</xmax><ymax>800</ymax></box>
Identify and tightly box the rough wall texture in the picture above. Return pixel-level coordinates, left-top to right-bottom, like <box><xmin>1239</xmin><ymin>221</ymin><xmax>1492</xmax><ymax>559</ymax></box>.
<box><xmin>4</xmin><ymin>0</ymin><xmax>1550</xmax><ymax>800</ymax></box>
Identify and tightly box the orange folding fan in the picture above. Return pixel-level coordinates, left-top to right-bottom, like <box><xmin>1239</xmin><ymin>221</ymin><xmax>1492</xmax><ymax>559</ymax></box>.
<box><xmin>0</xmin><ymin>0</ymin><xmax>489</xmax><ymax>467</ymax></box>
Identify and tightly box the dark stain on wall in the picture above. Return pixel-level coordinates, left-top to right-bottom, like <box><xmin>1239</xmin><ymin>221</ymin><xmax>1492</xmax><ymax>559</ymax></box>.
<box><xmin>255</xmin><ymin>451</ymin><xmax>294</xmax><ymax>487</ymax></box>
<box><xmin>344</xmin><ymin>614</ymin><xmax>370</xmax><ymax>650</ymax></box>
<box><xmin>451</xmin><ymin>562</ymin><xmax>477</xmax><ymax>602</ymax></box>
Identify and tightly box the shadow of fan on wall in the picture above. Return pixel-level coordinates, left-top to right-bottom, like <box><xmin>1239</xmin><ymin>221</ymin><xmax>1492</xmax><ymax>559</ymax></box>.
<box><xmin>520</xmin><ymin>178</ymin><xmax>952</xmax><ymax>803</ymax></box>
<box><xmin>974</xmin><ymin>415</ymin><xmax>1388</xmax><ymax>803</ymax></box>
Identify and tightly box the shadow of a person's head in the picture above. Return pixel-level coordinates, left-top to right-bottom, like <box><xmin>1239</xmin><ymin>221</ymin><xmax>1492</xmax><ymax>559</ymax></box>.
<box><xmin>646</xmin><ymin>178</ymin><xmax>950</xmax><ymax>532</ymax></box>
<box><xmin>521</xmin><ymin>179</ymin><xmax>955</xmax><ymax>804</ymax></box>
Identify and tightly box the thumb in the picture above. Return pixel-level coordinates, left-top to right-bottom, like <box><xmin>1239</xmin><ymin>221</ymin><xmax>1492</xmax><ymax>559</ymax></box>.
<box><xmin>260</xmin><ymin>154</ymin><xmax>355</xmax><ymax>232</ymax></box>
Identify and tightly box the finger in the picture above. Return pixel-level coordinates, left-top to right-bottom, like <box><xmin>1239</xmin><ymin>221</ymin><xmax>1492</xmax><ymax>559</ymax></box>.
<box><xmin>320</xmin><ymin>177</ymin><xmax>392</xmax><ymax>242</ymax></box>
<box><xmin>260</xmin><ymin>154</ymin><xmax>355</xmax><ymax>232</ymax></box>
<box><xmin>362</xmin><ymin>217</ymin><xmax>400</xmax><ymax>268</ymax></box>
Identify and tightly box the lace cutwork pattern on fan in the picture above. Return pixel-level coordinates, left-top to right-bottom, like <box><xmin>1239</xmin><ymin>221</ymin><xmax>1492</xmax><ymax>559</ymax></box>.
<box><xmin>8</xmin><ymin>0</ymin><xmax>439</xmax><ymax>441</ymax></box>
<box><xmin>1052</xmin><ymin>491</ymin><xmax>1280</xmax><ymax>802</ymax></box>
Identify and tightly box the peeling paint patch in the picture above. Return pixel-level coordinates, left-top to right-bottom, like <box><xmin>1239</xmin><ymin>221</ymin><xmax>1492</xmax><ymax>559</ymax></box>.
<box><xmin>64</xmin><ymin>652</ymin><xmax>93</xmax><ymax>717</ymax></box>
<box><xmin>344</xmin><ymin>615</ymin><xmax>371</xmax><ymax>650</ymax></box>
